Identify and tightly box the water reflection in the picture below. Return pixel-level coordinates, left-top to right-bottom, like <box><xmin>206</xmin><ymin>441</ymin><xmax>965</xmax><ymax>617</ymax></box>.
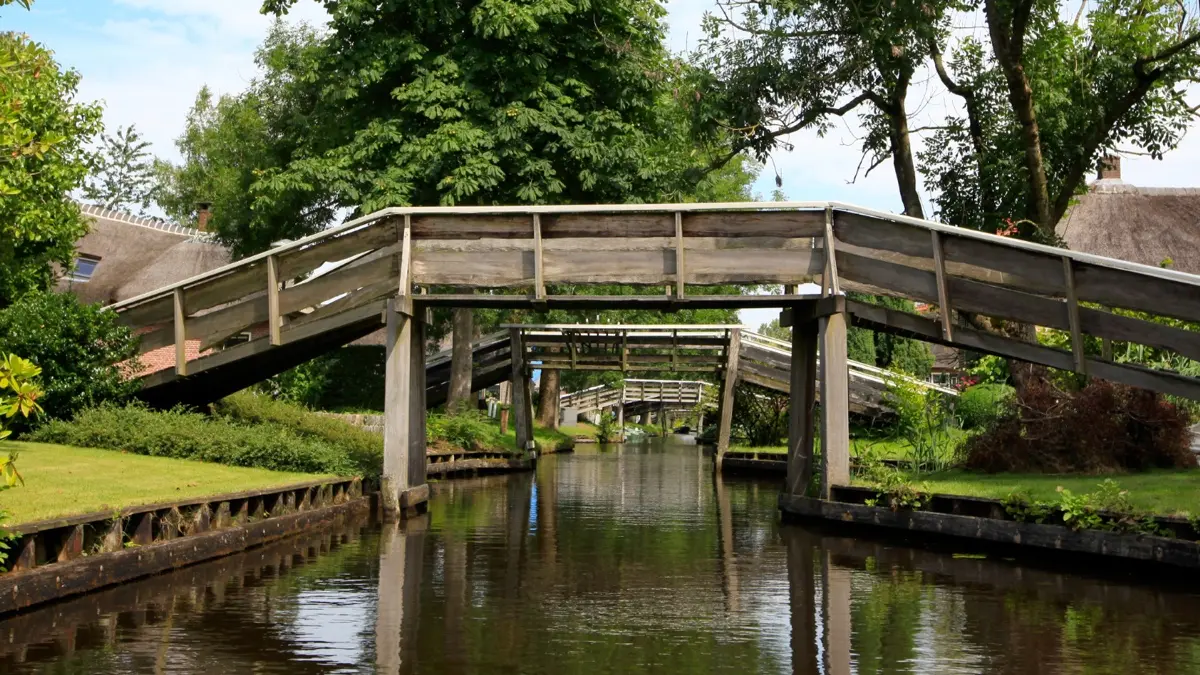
<box><xmin>4</xmin><ymin>441</ymin><xmax>1200</xmax><ymax>674</ymax></box>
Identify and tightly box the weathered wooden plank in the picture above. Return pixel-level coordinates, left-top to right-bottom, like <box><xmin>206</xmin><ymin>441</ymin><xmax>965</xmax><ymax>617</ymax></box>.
<box><xmin>931</xmin><ymin>230</ymin><xmax>953</xmax><ymax>340</ymax></box>
<box><xmin>173</xmin><ymin>289</ymin><xmax>187</xmax><ymax>377</ymax></box>
<box><xmin>533</xmin><ymin>214</ymin><xmax>545</xmax><ymax>299</ymax></box>
<box><xmin>276</xmin><ymin>220</ymin><xmax>396</xmax><ymax>279</ymax></box>
<box><xmin>682</xmin><ymin>210</ymin><xmax>826</xmax><ymax>238</ymax></box>
<box><xmin>267</xmin><ymin>255</ymin><xmax>281</xmax><ymax>346</ymax></box>
<box><xmin>411</xmin><ymin>214</ymin><xmax>532</xmax><ymax>239</ymax></box>
<box><xmin>675</xmin><ymin>212</ymin><xmax>686</xmax><ymax>298</ymax></box>
<box><xmin>279</xmin><ymin>254</ymin><xmax>396</xmax><ymax>315</ymax></box>
<box><xmin>543</xmin><ymin>250</ymin><xmax>671</xmax><ymax>284</ymax></box>
<box><xmin>510</xmin><ymin>328</ymin><xmax>534</xmax><ymax>451</ymax></box>
<box><xmin>412</xmin><ymin>250</ymin><xmax>533</xmax><ymax>286</ymax></box>
<box><xmin>684</xmin><ymin>249</ymin><xmax>822</xmax><ymax>284</ymax></box>
<box><xmin>540</xmin><ymin>213</ymin><xmax>674</xmax><ymax>238</ymax></box>
<box><xmin>1063</xmin><ymin>256</ymin><xmax>1086</xmax><ymax>375</ymax></box>
<box><xmin>847</xmin><ymin>299</ymin><xmax>1200</xmax><ymax>400</ymax></box>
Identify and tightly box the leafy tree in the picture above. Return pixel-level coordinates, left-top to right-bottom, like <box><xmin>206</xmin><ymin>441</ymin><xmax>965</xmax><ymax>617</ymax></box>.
<box><xmin>0</xmin><ymin>291</ymin><xmax>140</xmax><ymax>428</ymax></box>
<box><xmin>84</xmin><ymin>124</ymin><xmax>157</xmax><ymax>215</ymax></box>
<box><xmin>0</xmin><ymin>31</ymin><xmax>103</xmax><ymax>306</ymax></box>
<box><xmin>155</xmin><ymin>22</ymin><xmax>326</xmax><ymax>257</ymax></box>
<box><xmin>756</xmin><ymin>318</ymin><xmax>791</xmax><ymax>342</ymax></box>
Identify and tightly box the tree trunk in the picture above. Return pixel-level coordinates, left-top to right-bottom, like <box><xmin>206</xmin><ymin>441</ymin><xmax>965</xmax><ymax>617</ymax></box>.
<box><xmin>886</xmin><ymin>73</ymin><xmax>925</xmax><ymax>219</ymax></box>
<box><xmin>446</xmin><ymin>304</ymin><xmax>474</xmax><ymax>413</ymax></box>
<box><xmin>536</xmin><ymin>367</ymin><xmax>560</xmax><ymax>430</ymax></box>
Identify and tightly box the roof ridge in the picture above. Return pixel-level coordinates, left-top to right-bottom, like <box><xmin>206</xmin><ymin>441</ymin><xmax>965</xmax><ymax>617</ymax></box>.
<box><xmin>1090</xmin><ymin>183</ymin><xmax>1200</xmax><ymax>196</ymax></box>
<box><xmin>78</xmin><ymin>202</ymin><xmax>217</xmax><ymax>242</ymax></box>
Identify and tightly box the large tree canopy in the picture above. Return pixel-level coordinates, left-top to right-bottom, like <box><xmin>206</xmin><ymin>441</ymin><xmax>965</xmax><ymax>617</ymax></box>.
<box><xmin>0</xmin><ymin>30</ymin><xmax>102</xmax><ymax>306</ymax></box>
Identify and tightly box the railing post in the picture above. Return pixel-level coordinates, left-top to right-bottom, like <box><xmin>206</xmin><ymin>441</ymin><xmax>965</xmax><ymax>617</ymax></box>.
<box><xmin>267</xmin><ymin>254</ymin><xmax>282</xmax><ymax>346</ymax></box>
<box><xmin>715</xmin><ymin>328</ymin><xmax>742</xmax><ymax>470</ymax></box>
<box><xmin>173</xmin><ymin>288</ymin><xmax>187</xmax><ymax>376</ymax></box>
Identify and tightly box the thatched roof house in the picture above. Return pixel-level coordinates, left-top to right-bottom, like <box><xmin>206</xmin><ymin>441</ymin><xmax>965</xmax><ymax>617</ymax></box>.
<box><xmin>57</xmin><ymin>204</ymin><xmax>230</xmax><ymax>305</ymax></box>
<box><xmin>1056</xmin><ymin>158</ymin><xmax>1200</xmax><ymax>274</ymax></box>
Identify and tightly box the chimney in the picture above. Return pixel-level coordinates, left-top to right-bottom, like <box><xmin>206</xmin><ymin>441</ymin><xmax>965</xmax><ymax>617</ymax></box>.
<box><xmin>1098</xmin><ymin>155</ymin><xmax>1121</xmax><ymax>181</ymax></box>
<box><xmin>196</xmin><ymin>202</ymin><xmax>212</xmax><ymax>231</ymax></box>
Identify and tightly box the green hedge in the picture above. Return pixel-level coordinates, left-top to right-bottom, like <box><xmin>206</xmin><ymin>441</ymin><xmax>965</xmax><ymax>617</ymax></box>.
<box><xmin>213</xmin><ymin>392</ymin><xmax>383</xmax><ymax>478</ymax></box>
<box><xmin>29</xmin><ymin>404</ymin><xmax>359</xmax><ymax>476</ymax></box>
<box><xmin>956</xmin><ymin>383</ymin><xmax>1015</xmax><ymax>430</ymax></box>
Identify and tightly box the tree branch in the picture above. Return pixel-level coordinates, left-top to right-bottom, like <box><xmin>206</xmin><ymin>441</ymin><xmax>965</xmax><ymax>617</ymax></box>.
<box><xmin>1138</xmin><ymin>30</ymin><xmax>1200</xmax><ymax>69</ymax></box>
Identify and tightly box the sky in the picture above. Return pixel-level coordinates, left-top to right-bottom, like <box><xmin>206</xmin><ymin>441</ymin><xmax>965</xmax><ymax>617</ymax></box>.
<box><xmin>5</xmin><ymin>0</ymin><xmax>1200</xmax><ymax>328</ymax></box>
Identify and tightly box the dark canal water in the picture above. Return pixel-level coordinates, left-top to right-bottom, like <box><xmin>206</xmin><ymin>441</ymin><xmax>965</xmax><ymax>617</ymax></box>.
<box><xmin>6</xmin><ymin>439</ymin><xmax>1200</xmax><ymax>674</ymax></box>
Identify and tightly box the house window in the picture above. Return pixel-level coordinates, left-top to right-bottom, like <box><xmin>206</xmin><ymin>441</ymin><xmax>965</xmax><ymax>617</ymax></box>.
<box><xmin>68</xmin><ymin>255</ymin><xmax>101</xmax><ymax>282</ymax></box>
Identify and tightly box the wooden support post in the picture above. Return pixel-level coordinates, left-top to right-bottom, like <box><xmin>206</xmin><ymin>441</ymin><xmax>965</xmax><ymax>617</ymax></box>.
<box><xmin>786</xmin><ymin>313</ymin><xmax>819</xmax><ymax>497</ymax></box>
<box><xmin>715</xmin><ymin>328</ymin><xmax>742</xmax><ymax>469</ymax></box>
<box><xmin>674</xmin><ymin>211</ymin><xmax>686</xmax><ymax>298</ymax></box>
<box><xmin>173</xmin><ymin>287</ymin><xmax>187</xmax><ymax>376</ymax></box>
<box><xmin>267</xmin><ymin>254</ymin><xmax>282</xmax><ymax>346</ymax></box>
<box><xmin>930</xmin><ymin>231</ymin><xmax>953</xmax><ymax>341</ymax></box>
<box><xmin>533</xmin><ymin>214</ymin><xmax>545</xmax><ymax>300</ymax></box>
<box><xmin>510</xmin><ymin>328</ymin><xmax>534</xmax><ymax>452</ymax></box>
<box><xmin>821</xmin><ymin>206</ymin><xmax>841</xmax><ymax>296</ymax></box>
<box><xmin>1063</xmin><ymin>256</ymin><xmax>1087</xmax><ymax>375</ymax></box>
<box><xmin>382</xmin><ymin>298</ymin><xmax>428</xmax><ymax>518</ymax></box>
<box><xmin>818</xmin><ymin>312</ymin><xmax>850</xmax><ymax>496</ymax></box>
<box><xmin>617</xmin><ymin>385</ymin><xmax>625</xmax><ymax>442</ymax></box>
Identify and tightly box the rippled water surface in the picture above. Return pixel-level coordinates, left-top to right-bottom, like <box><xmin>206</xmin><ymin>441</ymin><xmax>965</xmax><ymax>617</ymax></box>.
<box><xmin>5</xmin><ymin>440</ymin><xmax>1200</xmax><ymax>674</ymax></box>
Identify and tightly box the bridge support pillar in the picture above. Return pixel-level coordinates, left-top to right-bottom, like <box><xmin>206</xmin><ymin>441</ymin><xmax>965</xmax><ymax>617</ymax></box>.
<box><xmin>382</xmin><ymin>300</ymin><xmax>428</xmax><ymax>519</ymax></box>
<box><xmin>714</xmin><ymin>327</ymin><xmax>742</xmax><ymax>470</ymax></box>
<box><xmin>510</xmin><ymin>328</ymin><xmax>535</xmax><ymax>454</ymax></box>
<box><xmin>818</xmin><ymin>311</ymin><xmax>850</xmax><ymax>497</ymax></box>
<box><xmin>786</xmin><ymin>314</ymin><xmax>819</xmax><ymax>497</ymax></box>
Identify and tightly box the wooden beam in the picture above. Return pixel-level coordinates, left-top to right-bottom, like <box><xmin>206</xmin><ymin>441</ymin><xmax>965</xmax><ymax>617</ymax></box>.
<box><xmin>1063</xmin><ymin>256</ymin><xmax>1086</xmax><ymax>375</ymax></box>
<box><xmin>675</xmin><ymin>211</ymin><xmax>686</xmax><ymax>298</ymax></box>
<box><xmin>510</xmin><ymin>328</ymin><xmax>534</xmax><ymax>451</ymax></box>
<box><xmin>533</xmin><ymin>214</ymin><xmax>545</xmax><ymax>300</ymax></box>
<box><xmin>787</xmin><ymin>315</ymin><xmax>818</xmax><ymax>497</ymax></box>
<box><xmin>267</xmin><ymin>255</ymin><xmax>281</xmax><ymax>346</ymax></box>
<box><xmin>931</xmin><ymin>231</ymin><xmax>953</xmax><ymax>341</ymax></box>
<box><xmin>173</xmin><ymin>288</ymin><xmax>187</xmax><ymax>377</ymax></box>
<box><xmin>822</xmin><ymin>207</ymin><xmax>841</xmax><ymax>296</ymax></box>
<box><xmin>398</xmin><ymin>214</ymin><xmax>412</xmax><ymax>298</ymax></box>
<box><xmin>819</xmin><ymin>312</ymin><xmax>850</xmax><ymax>496</ymax></box>
<box><xmin>846</xmin><ymin>299</ymin><xmax>1200</xmax><ymax>401</ymax></box>
<box><xmin>715</xmin><ymin>328</ymin><xmax>742</xmax><ymax>469</ymax></box>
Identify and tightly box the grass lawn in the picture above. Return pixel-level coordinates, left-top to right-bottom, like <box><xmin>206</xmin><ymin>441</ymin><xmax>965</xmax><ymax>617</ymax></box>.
<box><xmin>560</xmin><ymin>423</ymin><xmax>600</xmax><ymax>440</ymax></box>
<box><xmin>870</xmin><ymin>469</ymin><xmax>1200</xmax><ymax>518</ymax></box>
<box><xmin>0</xmin><ymin>441</ymin><xmax>330</xmax><ymax>526</ymax></box>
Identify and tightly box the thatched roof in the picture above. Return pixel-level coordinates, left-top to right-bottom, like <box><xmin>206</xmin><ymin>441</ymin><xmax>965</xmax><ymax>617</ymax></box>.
<box><xmin>1056</xmin><ymin>179</ymin><xmax>1200</xmax><ymax>275</ymax></box>
<box><xmin>57</xmin><ymin>204</ymin><xmax>230</xmax><ymax>305</ymax></box>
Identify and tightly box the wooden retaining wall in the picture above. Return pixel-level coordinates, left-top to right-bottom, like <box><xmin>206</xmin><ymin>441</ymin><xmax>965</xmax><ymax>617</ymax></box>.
<box><xmin>780</xmin><ymin>489</ymin><xmax>1200</xmax><ymax>569</ymax></box>
<box><xmin>1</xmin><ymin>477</ymin><xmax>366</xmax><ymax>615</ymax></box>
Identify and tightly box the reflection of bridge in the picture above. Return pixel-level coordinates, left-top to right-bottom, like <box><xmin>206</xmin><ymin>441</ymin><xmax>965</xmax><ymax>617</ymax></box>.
<box><xmin>108</xmin><ymin>202</ymin><xmax>1200</xmax><ymax>515</ymax></box>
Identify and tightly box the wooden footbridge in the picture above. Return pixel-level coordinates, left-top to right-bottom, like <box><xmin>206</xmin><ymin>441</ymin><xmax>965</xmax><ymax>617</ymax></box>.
<box><xmin>108</xmin><ymin>202</ymin><xmax>1200</xmax><ymax>516</ymax></box>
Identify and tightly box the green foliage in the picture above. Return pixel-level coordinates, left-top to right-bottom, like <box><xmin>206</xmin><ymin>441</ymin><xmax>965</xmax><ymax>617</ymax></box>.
<box><xmin>846</xmin><ymin>293</ymin><xmax>932</xmax><ymax>376</ymax></box>
<box><xmin>0</xmin><ymin>353</ymin><xmax>42</xmax><ymax>491</ymax></box>
<box><xmin>1004</xmin><ymin>480</ymin><xmax>1174</xmax><ymax>536</ymax></box>
<box><xmin>847</xmin><ymin>325</ymin><xmax>876</xmax><ymax>365</ymax></box>
<box><xmin>0</xmin><ymin>31</ymin><xmax>104</xmax><ymax>305</ymax></box>
<box><xmin>0</xmin><ymin>508</ymin><xmax>16</xmax><ymax>572</ymax></box>
<box><xmin>965</xmin><ymin>354</ymin><xmax>1009</xmax><ymax>386</ymax></box>
<box><xmin>263</xmin><ymin>346</ymin><xmax>386</xmax><ymax>412</ymax></box>
<box><xmin>732</xmin><ymin>382</ymin><xmax>788</xmax><ymax>447</ymax></box>
<box><xmin>213</xmin><ymin>392</ymin><xmax>382</xmax><ymax>479</ymax></box>
<box><xmin>955</xmin><ymin>383</ymin><xmax>1014</xmax><ymax>430</ymax></box>
<box><xmin>595</xmin><ymin>411</ymin><xmax>620</xmax><ymax>444</ymax></box>
<box><xmin>884</xmin><ymin>373</ymin><xmax>960</xmax><ymax>474</ymax></box>
<box><xmin>756</xmin><ymin>318</ymin><xmax>790</xmax><ymax>342</ymax></box>
<box><xmin>1001</xmin><ymin>491</ymin><xmax>1055</xmax><ymax>524</ymax></box>
<box><xmin>155</xmin><ymin>22</ymin><xmax>327</xmax><ymax>258</ymax></box>
<box><xmin>29</xmin><ymin>403</ymin><xmax>360</xmax><ymax>476</ymax></box>
<box><xmin>84</xmin><ymin>124</ymin><xmax>157</xmax><ymax>215</ymax></box>
<box><xmin>0</xmin><ymin>291</ymin><xmax>140</xmax><ymax>426</ymax></box>
<box><xmin>860</xmin><ymin>460</ymin><xmax>930</xmax><ymax>512</ymax></box>
<box><xmin>427</xmin><ymin>409</ymin><xmax>500</xmax><ymax>452</ymax></box>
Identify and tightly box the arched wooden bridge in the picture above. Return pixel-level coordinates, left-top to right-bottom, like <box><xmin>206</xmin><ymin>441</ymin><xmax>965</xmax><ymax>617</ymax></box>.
<box><xmin>108</xmin><ymin>202</ymin><xmax>1200</xmax><ymax>516</ymax></box>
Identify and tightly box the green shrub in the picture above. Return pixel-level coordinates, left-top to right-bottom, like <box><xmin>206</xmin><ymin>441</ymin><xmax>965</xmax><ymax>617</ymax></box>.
<box><xmin>264</xmin><ymin>346</ymin><xmax>385</xmax><ymax>411</ymax></box>
<box><xmin>29</xmin><ymin>404</ymin><xmax>358</xmax><ymax>476</ymax></box>
<box><xmin>428</xmin><ymin>409</ymin><xmax>500</xmax><ymax>451</ymax></box>
<box><xmin>0</xmin><ymin>291</ymin><xmax>139</xmax><ymax>428</ymax></box>
<box><xmin>956</xmin><ymin>383</ymin><xmax>1015</xmax><ymax>429</ymax></box>
<box><xmin>213</xmin><ymin>392</ymin><xmax>382</xmax><ymax>478</ymax></box>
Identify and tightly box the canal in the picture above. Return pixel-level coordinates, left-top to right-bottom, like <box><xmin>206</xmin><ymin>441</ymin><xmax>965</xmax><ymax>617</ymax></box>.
<box><xmin>5</xmin><ymin>439</ymin><xmax>1200</xmax><ymax>674</ymax></box>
